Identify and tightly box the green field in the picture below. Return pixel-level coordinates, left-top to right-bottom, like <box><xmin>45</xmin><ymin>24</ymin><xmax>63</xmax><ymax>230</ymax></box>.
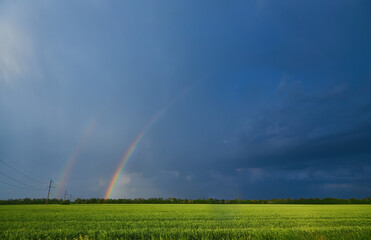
<box><xmin>0</xmin><ymin>204</ymin><xmax>370</xmax><ymax>240</ymax></box>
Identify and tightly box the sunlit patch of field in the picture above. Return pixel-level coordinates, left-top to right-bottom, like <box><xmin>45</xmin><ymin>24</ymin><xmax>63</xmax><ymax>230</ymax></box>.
<box><xmin>0</xmin><ymin>204</ymin><xmax>370</xmax><ymax>239</ymax></box>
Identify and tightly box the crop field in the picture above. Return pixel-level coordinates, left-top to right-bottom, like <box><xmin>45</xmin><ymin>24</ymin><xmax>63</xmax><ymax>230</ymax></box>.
<box><xmin>0</xmin><ymin>204</ymin><xmax>370</xmax><ymax>240</ymax></box>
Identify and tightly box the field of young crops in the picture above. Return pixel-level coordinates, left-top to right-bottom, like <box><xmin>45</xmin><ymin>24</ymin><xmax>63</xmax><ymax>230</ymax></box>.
<box><xmin>0</xmin><ymin>204</ymin><xmax>370</xmax><ymax>239</ymax></box>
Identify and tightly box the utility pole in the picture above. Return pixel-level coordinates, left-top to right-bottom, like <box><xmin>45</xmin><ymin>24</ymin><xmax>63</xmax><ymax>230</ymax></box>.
<box><xmin>69</xmin><ymin>194</ymin><xmax>72</xmax><ymax>202</ymax></box>
<box><xmin>46</xmin><ymin>179</ymin><xmax>52</xmax><ymax>205</ymax></box>
<box><xmin>64</xmin><ymin>191</ymin><xmax>67</xmax><ymax>201</ymax></box>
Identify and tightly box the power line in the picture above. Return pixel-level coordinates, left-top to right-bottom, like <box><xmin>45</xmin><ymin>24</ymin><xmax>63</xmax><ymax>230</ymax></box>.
<box><xmin>0</xmin><ymin>158</ymin><xmax>45</xmax><ymax>184</ymax></box>
<box><xmin>0</xmin><ymin>171</ymin><xmax>47</xmax><ymax>190</ymax></box>
<box><xmin>0</xmin><ymin>179</ymin><xmax>44</xmax><ymax>191</ymax></box>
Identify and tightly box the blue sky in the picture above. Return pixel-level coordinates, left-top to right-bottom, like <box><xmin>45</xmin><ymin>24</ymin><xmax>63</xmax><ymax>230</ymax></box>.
<box><xmin>0</xmin><ymin>0</ymin><xmax>370</xmax><ymax>200</ymax></box>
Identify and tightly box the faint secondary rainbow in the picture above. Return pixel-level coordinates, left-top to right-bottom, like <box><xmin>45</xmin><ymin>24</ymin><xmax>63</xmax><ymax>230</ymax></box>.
<box><xmin>105</xmin><ymin>88</ymin><xmax>191</xmax><ymax>199</ymax></box>
<box><xmin>55</xmin><ymin>119</ymin><xmax>96</xmax><ymax>198</ymax></box>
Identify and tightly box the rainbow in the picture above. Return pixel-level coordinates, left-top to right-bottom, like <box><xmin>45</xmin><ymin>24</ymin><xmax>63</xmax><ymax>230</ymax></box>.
<box><xmin>104</xmin><ymin>107</ymin><xmax>166</xmax><ymax>199</ymax></box>
<box><xmin>105</xmin><ymin>88</ymin><xmax>191</xmax><ymax>199</ymax></box>
<box><xmin>55</xmin><ymin>119</ymin><xmax>96</xmax><ymax>198</ymax></box>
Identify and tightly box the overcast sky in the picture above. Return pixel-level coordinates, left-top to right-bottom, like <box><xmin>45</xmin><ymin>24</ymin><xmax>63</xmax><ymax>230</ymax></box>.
<box><xmin>0</xmin><ymin>0</ymin><xmax>370</xmax><ymax>200</ymax></box>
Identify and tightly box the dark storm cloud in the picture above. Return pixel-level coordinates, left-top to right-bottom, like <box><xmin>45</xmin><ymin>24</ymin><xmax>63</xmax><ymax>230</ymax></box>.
<box><xmin>187</xmin><ymin>81</ymin><xmax>371</xmax><ymax>198</ymax></box>
<box><xmin>236</xmin><ymin>82</ymin><xmax>371</xmax><ymax>167</ymax></box>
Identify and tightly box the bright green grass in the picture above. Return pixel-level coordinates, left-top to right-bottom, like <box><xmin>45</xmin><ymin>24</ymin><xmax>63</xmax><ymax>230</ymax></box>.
<box><xmin>0</xmin><ymin>204</ymin><xmax>370</xmax><ymax>239</ymax></box>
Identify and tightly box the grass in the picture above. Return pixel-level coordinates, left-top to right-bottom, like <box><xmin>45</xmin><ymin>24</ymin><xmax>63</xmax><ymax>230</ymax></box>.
<box><xmin>0</xmin><ymin>204</ymin><xmax>370</xmax><ymax>239</ymax></box>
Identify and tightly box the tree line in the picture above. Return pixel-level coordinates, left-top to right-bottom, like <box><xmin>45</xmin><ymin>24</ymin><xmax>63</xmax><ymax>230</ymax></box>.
<box><xmin>0</xmin><ymin>197</ymin><xmax>370</xmax><ymax>205</ymax></box>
